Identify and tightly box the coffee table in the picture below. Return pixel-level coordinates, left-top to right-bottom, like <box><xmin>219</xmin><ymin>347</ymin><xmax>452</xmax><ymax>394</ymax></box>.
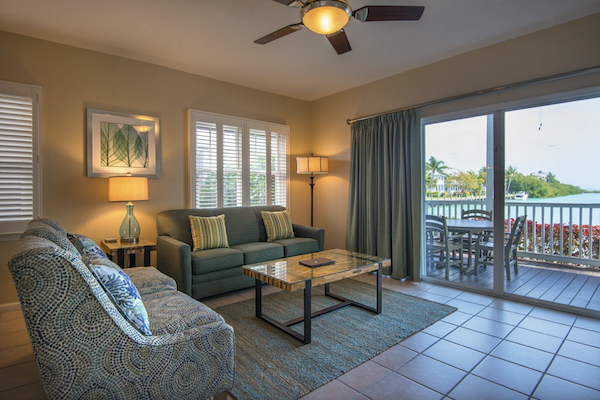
<box><xmin>242</xmin><ymin>249</ymin><xmax>391</xmax><ymax>344</ymax></box>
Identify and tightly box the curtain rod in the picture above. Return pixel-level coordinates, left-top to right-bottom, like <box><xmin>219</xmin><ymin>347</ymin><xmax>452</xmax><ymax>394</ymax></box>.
<box><xmin>346</xmin><ymin>65</ymin><xmax>600</xmax><ymax>125</ymax></box>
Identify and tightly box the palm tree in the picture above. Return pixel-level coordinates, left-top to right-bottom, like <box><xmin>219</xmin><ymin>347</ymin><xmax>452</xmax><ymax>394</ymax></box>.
<box><xmin>505</xmin><ymin>165</ymin><xmax>518</xmax><ymax>193</ymax></box>
<box><xmin>426</xmin><ymin>156</ymin><xmax>449</xmax><ymax>176</ymax></box>
<box><xmin>426</xmin><ymin>157</ymin><xmax>449</xmax><ymax>193</ymax></box>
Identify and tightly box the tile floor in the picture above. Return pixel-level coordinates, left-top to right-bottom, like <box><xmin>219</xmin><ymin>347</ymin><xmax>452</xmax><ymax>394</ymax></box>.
<box><xmin>2</xmin><ymin>275</ymin><xmax>600</xmax><ymax>400</ymax></box>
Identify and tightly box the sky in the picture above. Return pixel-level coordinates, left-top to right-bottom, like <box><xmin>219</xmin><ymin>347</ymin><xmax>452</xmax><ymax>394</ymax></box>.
<box><xmin>425</xmin><ymin>96</ymin><xmax>600</xmax><ymax>191</ymax></box>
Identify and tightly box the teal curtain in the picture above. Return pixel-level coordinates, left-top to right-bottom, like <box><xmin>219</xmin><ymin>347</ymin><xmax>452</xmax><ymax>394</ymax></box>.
<box><xmin>346</xmin><ymin>109</ymin><xmax>422</xmax><ymax>280</ymax></box>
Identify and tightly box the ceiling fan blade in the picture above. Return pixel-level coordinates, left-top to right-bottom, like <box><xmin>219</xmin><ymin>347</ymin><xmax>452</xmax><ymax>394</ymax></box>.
<box><xmin>353</xmin><ymin>6</ymin><xmax>425</xmax><ymax>22</ymax></box>
<box><xmin>254</xmin><ymin>23</ymin><xmax>304</xmax><ymax>45</ymax></box>
<box><xmin>270</xmin><ymin>0</ymin><xmax>303</xmax><ymax>7</ymax></box>
<box><xmin>327</xmin><ymin>29</ymin><xmax>352</xmax><ymax>55</ymax></box>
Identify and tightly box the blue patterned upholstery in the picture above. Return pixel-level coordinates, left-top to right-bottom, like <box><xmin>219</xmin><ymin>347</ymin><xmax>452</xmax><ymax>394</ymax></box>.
<box><xmin>9</xmin><ymin>219</ymin><xmax>235</xmax><ymax>400</ymax></box>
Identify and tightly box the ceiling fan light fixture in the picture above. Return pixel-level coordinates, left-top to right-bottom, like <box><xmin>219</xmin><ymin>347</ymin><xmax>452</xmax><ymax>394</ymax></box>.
<box><xmin>301</xmin><ymin>0</ymin><xmax>351</xmax><ymax>35</ymax></box>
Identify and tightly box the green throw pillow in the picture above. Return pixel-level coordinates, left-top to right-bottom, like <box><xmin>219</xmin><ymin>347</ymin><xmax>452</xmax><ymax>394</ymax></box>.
<box><xmin>261</xmin><ymin>210</ymin><xmax>295</xmax><ymax>242</ymax></box>
<box><xmin>189</xmin><ymin>214</ymin><xmax>230</xmax><ymax>251</ymax></box>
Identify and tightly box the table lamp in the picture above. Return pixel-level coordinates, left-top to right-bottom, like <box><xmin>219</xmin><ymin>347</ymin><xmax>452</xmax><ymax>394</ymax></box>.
<box><xmin>296</xmin><ymin>154</ymin><xmax>329</xmax><ymax>227</ymax></box>
<box><xmin>108</xmin><ymin>172</ymin><xmax>148</xmax><ymax>244</ymax></box>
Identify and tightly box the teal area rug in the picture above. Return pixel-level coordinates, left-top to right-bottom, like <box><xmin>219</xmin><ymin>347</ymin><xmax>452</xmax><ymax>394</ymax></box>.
<box><xmin>215</xmin><ymin>279</ymin><xmax>457</xmax><ymax>400</ymax></box>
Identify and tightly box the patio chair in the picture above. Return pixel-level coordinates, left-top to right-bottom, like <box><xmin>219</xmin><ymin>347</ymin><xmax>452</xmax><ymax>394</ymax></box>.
<box><xmin>462</xmin><ymin>209</ymin><xmax>493</xmax><ymax>221</ymax></box>
<box><xmin>474</xmin><ymin>215</ymin><xmax>527</xmax><ymax>279</ymax></box>
<box><xmin>461</xmin><ymin>208</ymin><xmax>493</xmax><ymax>257</ymax></box>
<box><xmin>426</xmin><ymin>215</ymin><xmax>464</xmax><ymax>279</ymax></box>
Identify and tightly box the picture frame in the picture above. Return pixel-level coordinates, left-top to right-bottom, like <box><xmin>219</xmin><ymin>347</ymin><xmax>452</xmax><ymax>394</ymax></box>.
<box><xmin>86</xmin><ymin>108</ymin><xmax>161</xmax><ymax>178</ymax></box>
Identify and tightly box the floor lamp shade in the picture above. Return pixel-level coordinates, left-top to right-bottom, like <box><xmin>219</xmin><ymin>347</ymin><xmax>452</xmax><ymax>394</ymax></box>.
<box><xmin>296</xmin><ymin>156</ymin><xmax>329</xmax><ymax>174</ymax></box>
<box><xmin>296</xmin><ymin>155</ymin><xmax>329</xmax><ymax>227</ymax></box>
<box><xmin>108</xmin><ymin>174</ymin><xmax>148</xmax><ymax>244</ymax></box>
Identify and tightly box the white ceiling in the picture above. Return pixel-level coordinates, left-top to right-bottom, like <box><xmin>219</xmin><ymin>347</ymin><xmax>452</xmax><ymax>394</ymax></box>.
<box><xmin>1</xmin><ymin>0</ymin><xmax>599</xmax><ymax>101</ymax></box>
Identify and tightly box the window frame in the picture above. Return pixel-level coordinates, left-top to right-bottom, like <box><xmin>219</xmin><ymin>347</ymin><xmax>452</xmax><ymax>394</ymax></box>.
<box><xmin>0</xmin><ymin>80</ymin><xmax>42</xmax><ymax>241</ymax></box>
<box><xmin>188</xmin><ymin>109</ymin><xmax>290</xmax><ymax>210</ymax></box>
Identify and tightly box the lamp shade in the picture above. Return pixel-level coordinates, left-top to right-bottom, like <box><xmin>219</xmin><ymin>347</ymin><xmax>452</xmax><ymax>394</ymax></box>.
<box><xmin>296</xmin><ymin>156</ymin><xmax>329</xmax><ymax>174</ymax></box>
<box><xmin>108</xmin><ymin>175</ymin><xmax>149</xmax><ymax>202</ymax></box>
<box><xmin>301</xmin><ymin>1</ymin><xmax>351</xmax><ymax>35</ymax></box>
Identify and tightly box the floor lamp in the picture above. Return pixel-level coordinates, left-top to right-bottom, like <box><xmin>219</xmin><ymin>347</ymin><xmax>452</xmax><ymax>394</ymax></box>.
<box><xmin>296</xmin><ymin>154</ymin><xmax>329</xmax><ymax>227</ymax></box>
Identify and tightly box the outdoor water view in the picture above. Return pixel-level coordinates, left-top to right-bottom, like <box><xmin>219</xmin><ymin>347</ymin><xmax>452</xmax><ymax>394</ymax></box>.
<box><xmin>424</xmin><ymin>95</ymin><xmax>600</xmax><ymax>311</ymax></box>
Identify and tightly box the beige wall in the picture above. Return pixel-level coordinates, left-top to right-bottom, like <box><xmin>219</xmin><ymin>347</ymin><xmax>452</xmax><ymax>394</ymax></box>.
<box><xmin>310</xmin><ymin>12</ymin><xmax>600</xmax><ymax>251</ymax></box>
<box><xmin>2</xmin><ymin>13</ymin><xmax>600</xmax><ymax>305</ymax></box>
<box><xmin>0</xmin><ymin>31</ymin><xmax>312</xmax><ymax>305</ymax></box>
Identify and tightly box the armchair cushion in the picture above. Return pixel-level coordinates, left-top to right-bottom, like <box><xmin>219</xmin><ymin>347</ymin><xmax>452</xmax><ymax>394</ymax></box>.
<box><xmin>125</xmin><ymin>266</ymin><xmax>177</xmax><ymax>295</ymax></box>
<box><xmin>70</xmin><ymin>232</ymin><xmax>109</xmax><ymax>259</ymax></box>
<box><xmin>21</xmin><ymin>221</ymin><xmax>79</xmax><ymax>255</ymax></box>
<box><xmin>190</xmin><ymin>214</ymin><xmax>230</xmax><ymax>251</ymax></box>
<box><xmin>89</xmin><ymin>262</ymin><xmax>152</xmax><ymax>335</ymax></box>
<box><xmin>142</xmin><ymin>289</ymin><xmax>224</xmax><ymax>336</ymax></box>
<box><xmin>261</xmin><ymin>210</ymin><xmax>295</xmax><ymax>242</ymax></box>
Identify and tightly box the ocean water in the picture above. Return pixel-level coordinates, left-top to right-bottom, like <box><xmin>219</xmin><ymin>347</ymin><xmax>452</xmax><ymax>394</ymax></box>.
<box><xmin>507</xmin><ymin>193</ymin><xmax>600</xmax><ymax>225</ymax></box>
<box><xmin>524</xmin><ymin>193</ymin><xmax>600</xmax><ymax>205</ymax></box>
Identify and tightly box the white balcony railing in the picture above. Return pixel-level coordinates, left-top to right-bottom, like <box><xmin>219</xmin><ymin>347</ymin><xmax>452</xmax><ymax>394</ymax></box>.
<box><xmin>426</xmin><ymin>200</ymin><xmax>600</xmax><ymax>268</ymax></box>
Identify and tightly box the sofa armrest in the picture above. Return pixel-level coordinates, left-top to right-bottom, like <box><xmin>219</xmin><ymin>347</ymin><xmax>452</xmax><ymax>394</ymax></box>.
<box><xmin>157</xmin><ymin>235</ymin><xmax>192</xmax><ymax>296</ymax></box>
<box><xmin>292</xmin><ymin>224</ymin><xmax>325</xmax><ymax>251</ymax></box>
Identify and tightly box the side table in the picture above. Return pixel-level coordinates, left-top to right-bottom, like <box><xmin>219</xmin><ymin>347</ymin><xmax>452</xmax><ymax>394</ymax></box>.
<box><xmin>100</xmin><ymin>239</ymin><xmax>156</xmax><ymax>268</ymax></box>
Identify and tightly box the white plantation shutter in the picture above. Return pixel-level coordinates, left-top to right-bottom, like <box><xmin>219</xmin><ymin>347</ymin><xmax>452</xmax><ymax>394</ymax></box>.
<box><xmin>189</xmin><ymin>110</ymin><xmax>288</xmax><ymax>209</ymax></box>
<box><xmin>249</xmin><ymin>129</ymin><xmax>267</xmax><ymax>206</ymax></box>
<box><xmin>0</xmin><ymin>81</ymin><xmax>41</xmax><ymax>239</ymax></box>
<box><xmin>222</xmin><ymin>124</ymin><xmax>243</xmax><ymax>207</ymax></box>
<box><xmin>271</xmin><ymin>131</ymin><xmax>287</xmax><ymax>206</ymax></box>
<box><xmin>194</xmin><ymin>122</ymin><xmax>218</xmax><ymax>208</ymax></box>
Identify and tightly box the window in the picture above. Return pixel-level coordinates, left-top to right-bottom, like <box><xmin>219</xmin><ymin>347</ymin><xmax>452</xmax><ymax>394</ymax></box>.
<box><xmin>189</xmin><ymin>110</ymin><xmax>289</xmax><ymax>209</ymax></box>
<box><xmin>0</xmin><ymin>80</ymin><xmax>41</xmax><ymax>239</ymax></box>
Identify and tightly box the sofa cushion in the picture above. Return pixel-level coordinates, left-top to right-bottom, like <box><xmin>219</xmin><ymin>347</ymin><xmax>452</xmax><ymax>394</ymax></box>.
<box><xmin>142</xmin><ymin>290</ymin><xmax>225</xmax><ymax>336</ymax></box>
<box><xmin>191</xmin><ymin>248</ymin><xmax>244</xmax><ymax>275</ymax></box>
<box><xmin>213</xmin><ymin>207</ymin><xmax>262</xmax><ymax>246</ymax></box>
<box><xmin>274</xmin><ymin>237</ymin><xmax>320</xmax><ymax>257</ymax></box>
<box><xmin>261</xmin><ymin>210</ymin><xmax>295</xmax><ymax>242</ymax></box>
<box><xmin>157</xmin><ymin>209</ymin><xmax>216</xmax><ymax>247</ymax></box>
<box><xmin>88</xmin><ymin>261</ymin><xmax>152</xmax><ymax>336</ymax></box>
<box><xmin>231</xmin><ymin>242</ymin><xmax>284</xmax><ymax>264</ymax></box>
<box><xmin>189</xmin><ymin>214</ymin><xmax>230</xmax><ymax>251</ymax></box>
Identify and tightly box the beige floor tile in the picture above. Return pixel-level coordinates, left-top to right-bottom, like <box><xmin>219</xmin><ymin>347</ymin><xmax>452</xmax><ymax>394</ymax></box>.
<box><xmin>299</xmin><ymin>379</ymin><xmax>358</xmax><ymax>400</ymax></box>
<box><xmin>337</xmin><ymin>361</ymin><xmax>390</xmax><ymax>393</ymax></box>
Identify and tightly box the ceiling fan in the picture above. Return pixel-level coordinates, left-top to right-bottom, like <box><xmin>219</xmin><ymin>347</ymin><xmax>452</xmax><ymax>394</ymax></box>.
<box><xmin>254</xmin><ymin>0</ymin><xmax>425</xmax><ymax>55</ymax></box>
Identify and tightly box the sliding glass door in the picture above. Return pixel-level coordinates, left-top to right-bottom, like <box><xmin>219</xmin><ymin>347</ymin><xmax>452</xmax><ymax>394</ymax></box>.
<box><xmin>422</xmin><ymin>91</ymin><xmax>600</xmax><ymax>314</ymax></box>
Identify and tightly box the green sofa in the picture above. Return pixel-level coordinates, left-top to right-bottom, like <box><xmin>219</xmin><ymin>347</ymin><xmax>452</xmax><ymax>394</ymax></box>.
<box><xmin>156</xmin><ymin>205</ymin><xmax>325</xmax><ymax>299</ymax></box>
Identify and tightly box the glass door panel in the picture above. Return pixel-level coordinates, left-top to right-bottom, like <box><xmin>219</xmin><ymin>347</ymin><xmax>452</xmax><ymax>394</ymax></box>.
<box><xmin>423</xmin><ymin>115</ymin><xmax>496</xmax><ymax>291</ymax></box>
<box><xmin>504</xmin><ymin>96</ymin><xmax>600</xmax><ymax>312</ymax></box>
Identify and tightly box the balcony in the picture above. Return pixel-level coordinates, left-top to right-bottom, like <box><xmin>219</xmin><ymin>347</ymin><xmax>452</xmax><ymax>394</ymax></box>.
<box><xmin>426</xmin><ymin>199</ymin><xmax>600</xmax><ymax>313</ymax></box>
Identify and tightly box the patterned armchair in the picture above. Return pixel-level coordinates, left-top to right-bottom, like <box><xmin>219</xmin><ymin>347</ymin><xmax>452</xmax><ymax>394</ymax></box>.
<box><xmin>9</xmin><ymin>219</ymin><xmax>235</xmax><ymax>400</ymax></box>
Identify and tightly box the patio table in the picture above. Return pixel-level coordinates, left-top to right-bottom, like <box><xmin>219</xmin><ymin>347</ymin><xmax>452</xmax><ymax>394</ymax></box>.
<box><xmin>446</xmin><ymin>219</ymin><xmax>494</xmax><ymax>272</ymax></box>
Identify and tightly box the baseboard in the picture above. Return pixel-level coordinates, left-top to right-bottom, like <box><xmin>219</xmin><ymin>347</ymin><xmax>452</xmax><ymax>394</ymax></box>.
<box><xmin>0</xmin><ymin>302</ymin><xmax>21</xmax><ymax>313</ymax></box>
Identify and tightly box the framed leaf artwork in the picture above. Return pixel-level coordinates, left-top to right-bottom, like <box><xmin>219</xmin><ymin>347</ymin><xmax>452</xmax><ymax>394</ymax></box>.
<box><xmin>87</xmin><ymin>109</ymin><xmax>161</xmax><ymax>177</ymax></box>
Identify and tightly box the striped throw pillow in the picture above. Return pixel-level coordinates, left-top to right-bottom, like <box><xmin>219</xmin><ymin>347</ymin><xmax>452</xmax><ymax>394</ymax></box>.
<box><xmin>261</xmin><ymin>210</ymin><xmax>295</xmax><ymax>242</ymax></box>
<box><xmin>189</xmin><ymin>214</ymin><xmax>230</xmax><ymax>251</ymax></box>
